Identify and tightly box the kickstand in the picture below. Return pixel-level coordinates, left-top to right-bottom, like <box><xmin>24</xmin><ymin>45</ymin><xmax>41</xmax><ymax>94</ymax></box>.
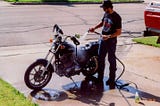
<box><xmin>70</xmin><ymin>77</ymin><xmax>78</xmax><ymax>89</ymax></box>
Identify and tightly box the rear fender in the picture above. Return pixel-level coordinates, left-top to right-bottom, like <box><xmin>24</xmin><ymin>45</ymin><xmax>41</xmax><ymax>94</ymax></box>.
<box><xmin>36</xmin><ymin>59</ymin><xmax>54</xmax><ymax>73</ymax></box>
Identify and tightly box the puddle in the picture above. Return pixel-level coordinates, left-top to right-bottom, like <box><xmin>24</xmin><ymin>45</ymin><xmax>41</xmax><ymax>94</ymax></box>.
<box><xmin>30</xmin><ymin>89</ymin><xmax>68</xmax><ymax>101</ymax></box>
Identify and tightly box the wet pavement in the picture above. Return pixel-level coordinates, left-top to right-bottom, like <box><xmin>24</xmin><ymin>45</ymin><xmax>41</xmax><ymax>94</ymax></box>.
<box><xmin>0</xmin><ymin>1</ymin><xmax>160</xmax><ymax>106</ymax></box>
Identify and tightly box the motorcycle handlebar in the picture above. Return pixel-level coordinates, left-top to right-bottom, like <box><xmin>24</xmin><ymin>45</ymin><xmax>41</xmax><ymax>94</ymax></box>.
<box><xmin>62</xmin><ymin>35</ymin><xmax>80</xmax><ymax>45</ymax></box>
<box><xmin>87</xmin><ymin>29</ymin><xmax>102</xmax><ymax>36</ymax></box>
<box><xmin>52</xmin><ymin>25</ymin><xmax>101</xmax><ymax>45</ymax></box>
<box><xmin>53</xmin><ymin>24</ymin><xmax>64</xmax><ymax>35</ymax></box>
<box><xmin>71</xmin><ymin>36</ymin><xmax>80</xmax><ymax>45</ymax></box>
<box><xmin>94</xmin><ymin>31</ymin><xmax>102</xmax><ymax>36</ymax></box>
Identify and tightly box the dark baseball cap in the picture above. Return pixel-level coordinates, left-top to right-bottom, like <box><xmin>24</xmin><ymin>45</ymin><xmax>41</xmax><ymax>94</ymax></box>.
<box><xmin>100</xmin><ymin>0</ymin><xmax>113</xmax><ymax>8</ymax></box>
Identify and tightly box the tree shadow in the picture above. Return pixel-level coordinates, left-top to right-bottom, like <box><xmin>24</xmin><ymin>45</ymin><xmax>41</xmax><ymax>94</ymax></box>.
<box><xmin>14</xmin><ymin>0</ymin><xmax>75</xmax><ymax>7</ymax></box>
<box><xmin>41</xmin><ymin>0</ymin><xmax>75</xmax><ymax>7</ymax></box>
<box><xmin>42</xmin><ymin>0</ymin><xmax>69</xmax><ymax>2</ymax></box>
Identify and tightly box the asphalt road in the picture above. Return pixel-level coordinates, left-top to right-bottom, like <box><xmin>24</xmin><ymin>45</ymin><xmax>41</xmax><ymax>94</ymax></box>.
<box><xmin>0</xmin><ymin>3</ymin><xmax>146</xmax><ymax>47</ymax></box>
<box><xmin>1</xmin><ymin>2</ymin><xmax>160</xmax><ymax>106</ymax></box>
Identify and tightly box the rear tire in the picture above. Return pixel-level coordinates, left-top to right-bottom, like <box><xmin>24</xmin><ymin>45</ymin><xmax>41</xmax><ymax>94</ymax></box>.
<box><xmin>82</xmin><ymin>56</ymin><xmax>98</xmax><ymax>76</ymax></box>
<box><xmin>24</xmin><ymin>60</ymin><xmax>53</xmax><ymax>90</ymax></box>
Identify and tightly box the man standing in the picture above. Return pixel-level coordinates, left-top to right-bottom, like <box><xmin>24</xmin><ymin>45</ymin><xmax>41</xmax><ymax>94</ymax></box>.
<box><xmin>89</xmin><ymin>0</ymin><xmax>122</xmax><ymax>89</ymax></box>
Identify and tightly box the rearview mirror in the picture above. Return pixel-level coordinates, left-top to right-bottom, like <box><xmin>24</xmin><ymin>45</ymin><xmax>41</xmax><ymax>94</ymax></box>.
<box><xmin>53</xmin><ymin>24</ymin><xmax>64</xmax><ymax>35</ymax></box>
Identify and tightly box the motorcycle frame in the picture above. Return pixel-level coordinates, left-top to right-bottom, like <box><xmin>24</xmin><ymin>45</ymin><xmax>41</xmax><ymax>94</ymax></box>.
<box><xmin>43</xmin><ymin>34</ymin><xmax>78</xmax><ymax>74</ymax></box>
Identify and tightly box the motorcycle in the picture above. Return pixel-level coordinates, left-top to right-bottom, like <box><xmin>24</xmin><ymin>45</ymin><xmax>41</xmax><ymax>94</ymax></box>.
<box><xmin>24</xmin><ymin>24</ymin><xmax>100</xmax><ymax>90</ymax></box>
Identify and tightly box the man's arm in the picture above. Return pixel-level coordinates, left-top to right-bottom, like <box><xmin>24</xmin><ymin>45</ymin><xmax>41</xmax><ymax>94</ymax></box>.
<box><xmin>110</xmin><ymin>29</ymin><xmax>121</xmax><ymax>38</ymax></box>
<box><xmin>102</xmin><ymin>28</ymin><xmax>121</xmax><ymax>40</ymax></box>
<box><xmin>89</xmin><ymin>22</ymin><xmax>103</xmax><ymax>32</ymax></box>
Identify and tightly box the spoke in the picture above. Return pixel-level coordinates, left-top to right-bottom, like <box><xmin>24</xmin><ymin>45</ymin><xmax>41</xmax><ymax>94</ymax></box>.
<box><xmin>39</xmin><ymin>75</ymin><xmax>48</xmax><ymax>84</ymax></box>
<box><xmin>39</xmin><ymin>80</ymin><xmax>44</xmax><ymax>84</ymax></box>
<box><xmin>38</xmin><ymin>65</ymin><xmax>43</xmax><ymax>71</ymax></box>
<box><xmin>29</xmin><ymin>77</ymin><xmax>34</xmax><ymax>82</ymax></box>
<box><xmin>37</xmin><ymin>81</ymin><xmax>41</xmax><ymax>85</ymax></box>
<box><xmin>30</xmin><ymin>73</ymin><xmax>35</xmax><ymax>76</ymax></box>
<box><xmin>33</xmin><ymin>67</ymin><xmax>38</xmax><ymax>73</ymax></box>
<box><xmin>44</xmin><ymin>75</ymin><xmax>48</xmax><ymax>81</ymax></box>
<box><xmin>34</xmin><ymin>81</ymin><xmax>36</xmax><ymax>85</ymax></box>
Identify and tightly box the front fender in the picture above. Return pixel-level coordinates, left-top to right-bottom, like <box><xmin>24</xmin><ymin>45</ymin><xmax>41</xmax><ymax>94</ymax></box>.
<box><xmin>36</xmin><ymin>59</ymin><xmax>54</xmax><ymax>73</ymax></box>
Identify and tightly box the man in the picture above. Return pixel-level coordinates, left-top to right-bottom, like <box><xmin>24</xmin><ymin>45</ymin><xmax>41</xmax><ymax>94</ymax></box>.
<box><xmin>89</xmin><ymin>0</ymin><xmax>122</xmax><ymax>89</ymax></box>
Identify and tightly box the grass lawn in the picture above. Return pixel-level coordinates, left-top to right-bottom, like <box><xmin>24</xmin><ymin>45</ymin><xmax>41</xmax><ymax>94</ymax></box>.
<box><xmin>133</xmin><ymin>36</ymin><xmax>160</xmax><ymax>48</ymax></box>
<box><xmin>5</xmin><ymin>0</ymin><xmax>144</xmax><ymax>3</ymax></box>
<box><xmin>0</xmin><ymin>78</ymin><xmax>38</xmax><ymax>106</ymax></box>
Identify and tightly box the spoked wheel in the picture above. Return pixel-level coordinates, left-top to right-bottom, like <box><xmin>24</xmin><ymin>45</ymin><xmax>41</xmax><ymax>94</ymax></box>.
<box><xmin>24</xmin><ymin>60</ymin><xmax>53</xmax><ymax>90</ymax></box>
<box><xmin>82</xmin><ymin>56</ymin><xmax>98</xmax><ymax>76</ymax></box>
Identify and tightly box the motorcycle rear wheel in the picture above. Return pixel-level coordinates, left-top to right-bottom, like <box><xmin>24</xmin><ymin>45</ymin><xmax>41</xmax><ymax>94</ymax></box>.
<box><xmin>82</xmin><ymin>56</ymin><xmax>98</xmax><ymax>76</ymax></box>
<box><xmin>24</xmin><ymin>60</ymin><xmax>53</xmax><ymax>90</ymax></box>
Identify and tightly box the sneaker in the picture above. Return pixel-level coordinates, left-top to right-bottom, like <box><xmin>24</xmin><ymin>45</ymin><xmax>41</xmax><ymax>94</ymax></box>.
<box><xmin>106</xmin><ymin>79</ymin><xmax>115</xmax><ymax>89</ymax></box>
<box><xmin>109</xmin><ymin>83</ymin><xmax>115</xmax><ymax>89</ymax></box>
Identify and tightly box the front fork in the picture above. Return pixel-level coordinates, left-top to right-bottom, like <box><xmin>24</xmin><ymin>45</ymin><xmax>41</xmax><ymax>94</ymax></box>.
<box><xmin>40</xmin><ymin>46</ymin><xmax>56</xmax><ymax>76</ymax></box>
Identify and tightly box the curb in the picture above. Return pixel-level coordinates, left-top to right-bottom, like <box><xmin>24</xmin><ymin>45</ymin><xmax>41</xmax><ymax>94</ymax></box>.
<box><xmin>11</xmin><ymin>2</ymin><xmax>101</xmax><ymax>5</ymax></box>
<box><xmin>11</xmin><ymin>1</ymin><xmax>144</xmax><ymax>5</ymax></box>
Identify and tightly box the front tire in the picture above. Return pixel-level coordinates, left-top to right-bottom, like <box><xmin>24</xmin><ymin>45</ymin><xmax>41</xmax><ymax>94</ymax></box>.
<box><xmin>24</xmin><ymin>59</ymin><xmax>53</xmax><ymax>90</ymax></box>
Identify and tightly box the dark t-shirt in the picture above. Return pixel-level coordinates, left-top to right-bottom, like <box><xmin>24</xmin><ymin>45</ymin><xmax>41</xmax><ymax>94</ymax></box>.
<box><xmin>102</xmin><ymin>11</ymin><xmax>122</xmax><ymax>35</ymax></box>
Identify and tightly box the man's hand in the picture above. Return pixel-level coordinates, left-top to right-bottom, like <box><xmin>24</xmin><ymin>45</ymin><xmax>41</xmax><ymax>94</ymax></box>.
<box><xmin>89</xmin><ymin>28</ymin><xmax>95</xmax><ymax>32</ymax></box>
<box><xmin>89</xmin><ymin>22</ymin><xmax>103</xmax><ymax>33</ymax></box>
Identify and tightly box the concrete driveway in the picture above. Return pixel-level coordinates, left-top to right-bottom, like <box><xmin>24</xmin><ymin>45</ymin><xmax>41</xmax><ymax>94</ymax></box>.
<box><xmin>0</xmin><ymin>1</ymin><xmax>160</xmax><ymax>106</ymax></box>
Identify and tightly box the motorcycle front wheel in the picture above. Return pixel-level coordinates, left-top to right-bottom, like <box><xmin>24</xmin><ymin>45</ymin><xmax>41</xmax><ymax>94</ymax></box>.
<box><xmin>24</xmin><ymin>59</ymin><xmax>53</xmax><ymax>90</ymax></box>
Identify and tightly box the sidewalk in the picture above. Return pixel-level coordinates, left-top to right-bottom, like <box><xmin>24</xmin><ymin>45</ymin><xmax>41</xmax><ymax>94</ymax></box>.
<box><xmin>145</xmin><ymin>0</ymin><xmax>159</xmax><ymax>3</ymax></box>
<box><xmin>0</xmin><ymin>0</ymin><xmax>11</xmax><ymax>6</ymax></box>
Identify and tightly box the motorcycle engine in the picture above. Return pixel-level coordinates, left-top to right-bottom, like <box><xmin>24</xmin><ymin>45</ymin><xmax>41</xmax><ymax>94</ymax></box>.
<box><xmin>55</xmin><ymin>53</ymin><xmax>75</xmax><ymax>76</ymax></box>
<box><xmin>60</xmin><ymin>53</ymin><xmax>74</xmax><ymax>68</ymax></box>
